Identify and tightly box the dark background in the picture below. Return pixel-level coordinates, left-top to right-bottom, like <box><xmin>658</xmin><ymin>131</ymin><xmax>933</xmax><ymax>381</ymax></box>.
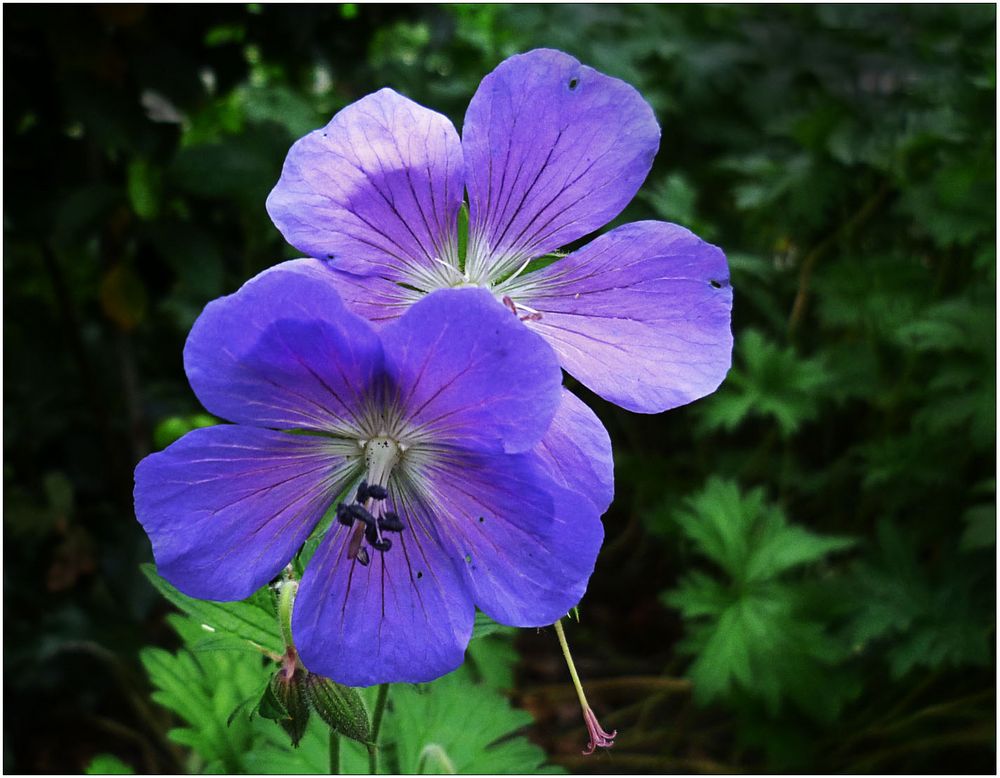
<box><xmin>4</xmin><ymin>4</ymin><xmax>996</xmax><ymax>773</ymax></box>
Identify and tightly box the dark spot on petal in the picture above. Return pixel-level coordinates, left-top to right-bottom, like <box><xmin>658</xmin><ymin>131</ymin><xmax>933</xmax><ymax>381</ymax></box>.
<box><xmin>710</xmin><ymin>279</ymin><xmax>723</xmax><ymax>289</ymax></box>
<box><xmin>464</xmin><ymin>553</ymin><xmax>472</xmax><ymax>564</ymax></box>
<box><xmin>478</xmin><ymin>516</ymin><xmax>485</xmax><ymax>523</ymax></box>
<box><xmin>568</xmin><ymin>77</ymin><xmax>579</xmax><ymax>90</ymax></box>
<box><xmin>416</xmin><ymin>571</ymin><xmax>423</xmax><ymax>579</ymax></box>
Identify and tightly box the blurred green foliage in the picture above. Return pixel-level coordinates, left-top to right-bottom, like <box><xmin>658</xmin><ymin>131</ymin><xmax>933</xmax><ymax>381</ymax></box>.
<box><xmin>4</xmin><ymin>4</ymin><xmax>994</xmax><ymax>774</ymax></box>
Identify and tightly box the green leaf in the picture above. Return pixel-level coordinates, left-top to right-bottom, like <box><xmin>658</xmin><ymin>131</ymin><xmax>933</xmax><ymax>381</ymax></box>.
<box><xmin>126</xmin><ymin>158</ymin><xmax>161</xmax><ymax>220</ymax></box>
<box><xmin>457</xmin><ymin>202</ymin><xmax>469</xmax><ymax>272</ymax></box>
<box><xmin>84</xmin><ymin>755</ymin><xmax>134</xmax><ymax>774</ymax></box>
<box><xmin>390</xmin><ymin>663</ymin><xmax>563</xmax><ymax>774</ymax></box>
<box><xmin>471</xmin><ymin>610</ymin><xmax>515</xmax><ymax>641</ymax></box>
<box><xmin>671</xmin><ymin>478</ymin><xmax>854</xmax><ymax>583</ymax></box>
<box><xmin>697</xmin><ymin>330</ymin><xmax>833</xmax><ymax>437</ymax></box>
<box><xmin>141</xmin><ymin>563</ymin><xmax>283</xmax><ymax>656</ymax></box>
<box><xmin>844</xmin><ymin>521</ymin><xmax>993</xmax><ymax>678</ymax></box>
<box><xmin>664</xmin><ymin>479</ymin><xmax>858</xmax><ymax>719</ymax></box>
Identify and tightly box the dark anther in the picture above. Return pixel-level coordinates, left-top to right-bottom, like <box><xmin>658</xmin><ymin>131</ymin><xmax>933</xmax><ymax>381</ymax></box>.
<box><xmin>356</xmin><ymin>480</ymin><xmax>389</xmax><ymax>503</ymax></box>
<box><xmin>367</xmin><ymin>483</ymin><xmax>389</xmax><ymax>500</ymax></box>
<box><xmin>355</xmin><ymin>547</ymin><xmax>370</xmax><ymax>566</ymax></box>
<box><xmin>347</xmin><ymin>503</ymin><xmax>377</xmax><ymax>526</ymax></box>
<box><xmin>372</xmin><ymin>537</ymin><xmax>392</xmax><ymax>553</ymax></box>
<box><xmin>378</xmin><ymin>512</ymin><xmax>405</xmax><ymax>533</ymax></box>
<box><xmin>364</xmin><ymin>523</ymin><xmax>379</xmax><ymax>545</ymax></box>
<box><xmin>336</xmin><ymin>503</ymin><xmax>353</xmax><ymax>527</ymax></box>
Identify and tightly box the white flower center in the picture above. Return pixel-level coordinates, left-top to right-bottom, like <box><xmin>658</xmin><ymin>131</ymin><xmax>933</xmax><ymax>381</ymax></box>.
<box><xmin>363</xmin><ymin>436</ymin><xmax>400</xmax><ymax>490</ymax></box>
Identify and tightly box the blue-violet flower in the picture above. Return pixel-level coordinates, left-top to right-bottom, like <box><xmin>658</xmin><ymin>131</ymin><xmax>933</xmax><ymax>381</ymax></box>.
<box><xmin>134</xmin><ymin>261</ymin><xmax>608</xmax><ymax>686</ymax></box>
<box><xmin>267</xmin><ymin>48</ymin><xmax>733</xmax><ymax>414</ymax></box>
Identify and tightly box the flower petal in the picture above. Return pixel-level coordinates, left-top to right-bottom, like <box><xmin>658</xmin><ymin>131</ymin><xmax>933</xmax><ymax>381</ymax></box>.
<box><xmin>534</xmin><ymin>388</ymin><xmax>614</xmax><ymax>514</ymax></box>
<box><xmin>420</xmin><ymin>448</ymin><xmax>604</xmax><ymax>626</ymax></box>
<box><xmin>319</xmin><ymin>265</ymin><xmax>421</xmax><ymax>328</ymax></box>
<box><xmin>292</xmin><ymin>505</ymin><xmax>473</xmax><ymax>686</ymax></box>
<box><xmin>134</xmin><ymin>425</ymin><xmax>353</xmax><ymax>601</ymax></box>
<box><xmin>267</xmin><ymin>89</ymin><xmax>466</xmax><ymax>289</ymax></box>
<box><xmin>508</xmin><ymin>221</ymin><xmax>733</xmax><ymax>413</ymax></box>
<box><xmin>462</xmin><ymin>48</ymin><xmax>659</xmax><ymax>279</ymax></box>
<box><xmin>184</xmin><ymin>259</ymin><xmax>383</xmax><ymax>434</ymax></box>
<box><xmin>380</xmin><ymin>287</ymin><xmax>562</xmax><ymax>454</ymax></box>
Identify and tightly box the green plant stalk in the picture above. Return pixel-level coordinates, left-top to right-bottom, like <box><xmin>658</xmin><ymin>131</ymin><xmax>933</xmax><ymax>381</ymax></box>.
<box><xmin>329</xmin><ymin>729</ymin><xmax>340</xmax><ymax>775</ymax></box>
<box><xmin>553</xmin><ymin>619</ymin><xmax>590</xmax><ymax>713</ymax></box>
<box><xmin>278</xmin><ymin>579</ymin><xmax>298</xmax><ymax>649</ymax></box>
<box><xmin>367</xmin><ymin>683</ymin><xmax>390</xmax><ymax>774</ymax></box>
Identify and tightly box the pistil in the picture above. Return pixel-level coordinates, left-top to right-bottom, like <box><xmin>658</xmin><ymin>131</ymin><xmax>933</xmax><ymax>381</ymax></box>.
<box><xmin>343</xmin><ymin>438</ymin><xmax>403</xmax><ymax>565</ymax></box>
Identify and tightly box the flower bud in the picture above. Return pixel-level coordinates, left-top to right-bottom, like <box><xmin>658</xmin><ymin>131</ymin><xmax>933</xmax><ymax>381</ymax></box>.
<box><xmin>259</xmin><ymin>665</ymin><xmax>310</xmax><ymax>747</ymax></box>
<box><xmin>301</xmin><ymin>672</ymin><xmax>372</xmax><ymax>745</ymax></box>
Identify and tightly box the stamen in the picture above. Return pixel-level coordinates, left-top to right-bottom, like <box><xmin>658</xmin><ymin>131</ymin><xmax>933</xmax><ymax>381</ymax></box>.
<box><xmin>344</xmin><ymin>437</ymin><xmax>405</xmax><ymax>564</ymax></box>
<box><xmin>552</xmin><ymin>618</ymin><xmax>617</xmax><ymax>756</ymax></box>
<box><xmin>501</xmin><ymin>295</ymin><xmax>543</xmax><ymax>322</ymax></box>
<box><xmin>428</xmin><ymin>254</ymin><xmax>469</xmax><ymax>286</ymax></box>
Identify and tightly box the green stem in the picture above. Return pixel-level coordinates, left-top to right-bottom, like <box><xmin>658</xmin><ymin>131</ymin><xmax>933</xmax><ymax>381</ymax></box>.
<box><xmin>277</xmin><ymin>579</ymin><xmax>298</xmax><ymax>648</ymax></box>
<box><xmin>367</xmin><ymin>683</ymin><xmax>390</xmax><ymax>774</ymax></box>
<box><xmin>553</xmin><ymin>619</ymin><xmax>590</xmax><ymax>713</ymax></box>
<box><xmin>328</xmin><ymin>729</ymin><xmax>340</xmax><ymax>775</ymax></box>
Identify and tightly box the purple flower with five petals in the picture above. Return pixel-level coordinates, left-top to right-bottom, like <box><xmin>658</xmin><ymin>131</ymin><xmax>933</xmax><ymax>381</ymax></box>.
<box><xmin>134</xmin><ymin>260</ymin><xmax>608</xmax><ymax>686</ymax></box>
<box><xmin>267</xmin><ymin>48</ymin><xmax>733</xmax><ymax>414</ymax></box>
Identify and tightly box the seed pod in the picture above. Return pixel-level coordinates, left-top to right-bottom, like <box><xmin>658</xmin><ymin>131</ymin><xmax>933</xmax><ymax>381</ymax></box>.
<box><xmin>301</xmin><ymin>672</ymin><xmax>372</xmax><ymax>745</ymax></box>
<box><xmin>260</xmin><ymin>667</ymin><xmax>310</xmax><ymax>747</ymax></box>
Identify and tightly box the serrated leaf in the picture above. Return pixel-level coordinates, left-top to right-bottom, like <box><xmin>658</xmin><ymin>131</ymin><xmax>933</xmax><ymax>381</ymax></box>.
<box><xmin>697</xmin><ymin>330</ymin><xmax>833</xmax><ymax>437</ymax></box>
<box><xmin>672</xmin><ymin>478</ymin><xmax>854</xmax><ymax>583</ymax></box>
<box><xmin>141</xmin><ymin>563</ymin><xmax>282</xmax><ymax>656</ymax></box>
<box><xmin>844</xmin><ymin>521</ymin><xmax>993</xmax><ymax>678</ymax></box>
<box><xmin>665</xmin><ymin>479</ymin><xmax>858</xmax><ymax>718</ymax></box>
<box><xmin>471</xmin><ymin>610</ymin><xmax>515</xmax><ymax>641</ymax></box>
<box><xmin>390</xmin><ymin>663</ymin><xmax>563</xmax><ymax>774</ymax></box>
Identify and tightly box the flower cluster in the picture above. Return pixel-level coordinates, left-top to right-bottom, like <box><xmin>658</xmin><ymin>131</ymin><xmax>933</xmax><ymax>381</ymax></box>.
<box><xmin>134</xmin><ymin>47</ymin><xmax>732</xmax><ymax>749</ymax></box>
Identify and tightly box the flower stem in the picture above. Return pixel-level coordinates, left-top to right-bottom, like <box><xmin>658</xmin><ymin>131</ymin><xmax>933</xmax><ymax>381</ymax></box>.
<box><xmin>328</xmin><ymin>729</ymin><xmax>340</xmax><ymax>775</ymax></box>
<box><xmin>553</xmin><ymin>619</ymin><xmax>590</xmax><ymax>712</ymax></box>
<box><xmin>277</xmin><ymin>578</ymin><xmax>298</xmax><ymax>649</ymax></box>
<box><xmin>367</xmin><ymin>683</ymin><xmax>390</xmax><ymax>774</ymax></box>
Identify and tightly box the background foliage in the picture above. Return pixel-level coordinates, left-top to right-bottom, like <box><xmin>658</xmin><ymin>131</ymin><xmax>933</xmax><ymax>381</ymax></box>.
<box><xmin>4</xmin><ymin>4</ymin><xmax>995</xmax><ymax>773</ymax></box>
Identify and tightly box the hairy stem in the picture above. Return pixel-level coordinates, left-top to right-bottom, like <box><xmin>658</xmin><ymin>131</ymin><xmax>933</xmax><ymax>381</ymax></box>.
<box><xmin>367</xmin><ymin>683</ymin><xmax>390</xmax><ymax>774</ymax></box>
<box><xmin>329</xmin><ymin>729</ymin><xmax>340</xmax><ymax>774</ymax></box>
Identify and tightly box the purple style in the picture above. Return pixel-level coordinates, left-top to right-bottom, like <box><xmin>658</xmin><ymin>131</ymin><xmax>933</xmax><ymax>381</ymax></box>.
<box><xmin>267</xmin><ymin>48</ymin><xmax>733</xmax><ymax>414</ymax></box>
<box><xmin>134</xmin><ymin>261</ymin><xmax>607</xmax><ymax>686</ymax></box>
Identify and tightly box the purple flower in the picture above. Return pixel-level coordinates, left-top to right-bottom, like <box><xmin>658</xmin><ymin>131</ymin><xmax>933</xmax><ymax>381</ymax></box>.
<box><xmin>267</xmin><ymin>48</ymin><xmax>733</xmax><ymax>414</ymax></box>
<box><xmin>134</xmin><ymin>260</ymin><xmax>609</xmax><ymax>686</ymax></box>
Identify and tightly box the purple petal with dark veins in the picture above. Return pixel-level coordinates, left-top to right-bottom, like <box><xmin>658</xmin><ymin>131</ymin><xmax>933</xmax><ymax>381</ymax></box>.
<box><xmin>184</xmin><ymin>259</ymin><xmax>383</xmax><ymax>433</ymax></box>
<box><xmin>534</xmin><ymin>388</ymin><xmax>614</xmax><ymax>515</ymax></box>
<box><xmin>462</xmin><ymin>48</ymin><xmax>659</xmax><ymax>277</ymax></box>
<box><xmin>267</xmin><ymin>89</ymin><xmax>465</xmax><ymax>286</ymax></box>
<box><xmin>380</xmin><ymin>288</ymin><xmax>562</xmax><ymax>454</ymax></box>
<box><xmin>320</xmin><ymin>265</ymin><xmax>419</xmax><ymax>328</ymax></box>
<box><xmin>134</xmin><ymin>425</ymin><xmax>352</xmax><ymax>601</ymax></box>
<box><xmin>511</xmin><ymin>221</ymin><xmax>733</xmax><ymax>413</ymax></box>
<box><xmin>422</xmin><ymin>447</ymin><xmax>604</xmax><ymax>626</ymax></box>
<box><xmin>293</xmin><ymin>495</ymin><xmax>473</xmax><ymax>686</ymax></box>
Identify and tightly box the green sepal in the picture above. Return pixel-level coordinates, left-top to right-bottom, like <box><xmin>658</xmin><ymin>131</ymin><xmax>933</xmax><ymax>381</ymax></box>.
<box><xmin>301</xmin><ymin>673</ymin><xmax>372</xmax><ymax>745</ymax></box>
<box><xmin>262</xmin><ymin>668</ymin><xmax>311</xmax><ymax>747</ymax></box>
